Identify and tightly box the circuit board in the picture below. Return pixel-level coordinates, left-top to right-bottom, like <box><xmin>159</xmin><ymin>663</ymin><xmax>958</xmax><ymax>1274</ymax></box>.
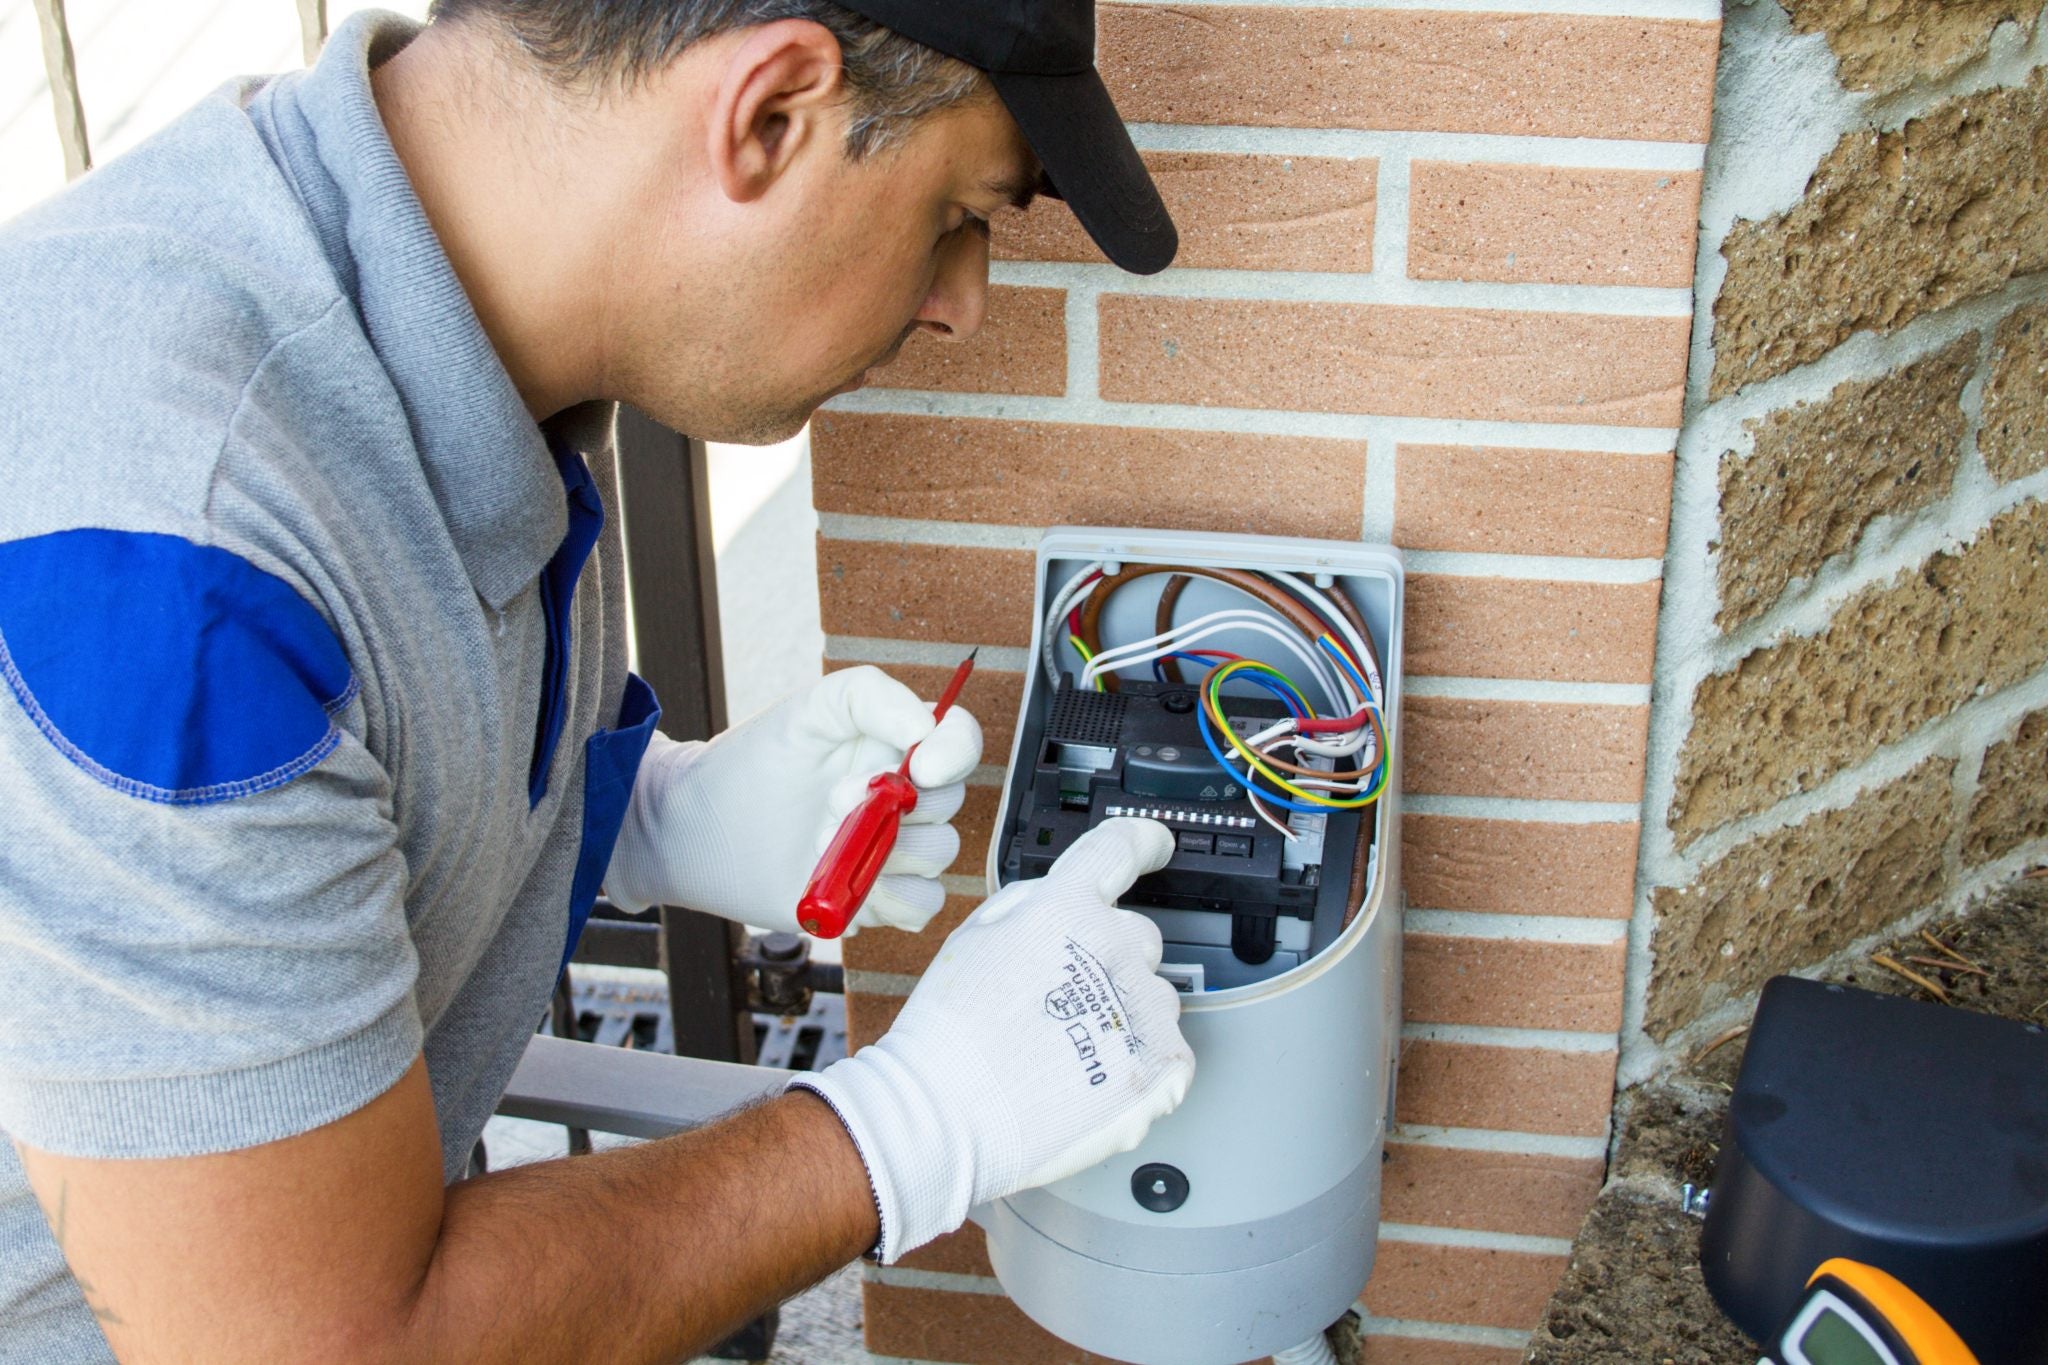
<box><xmin>1000</xmin><ymin>678</ymin><xmax>1367</xmax><ymax>966</ymax></box>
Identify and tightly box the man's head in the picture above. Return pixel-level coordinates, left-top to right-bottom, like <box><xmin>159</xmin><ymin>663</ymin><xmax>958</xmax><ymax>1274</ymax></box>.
<box><xmin>384</xmin><ymin>0</ymin><xmax>1169</xmax><ymax>441</ymax></box>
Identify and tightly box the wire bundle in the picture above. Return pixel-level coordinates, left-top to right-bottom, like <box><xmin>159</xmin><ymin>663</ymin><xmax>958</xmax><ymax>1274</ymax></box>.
<box><xmin>1042</xmin><ymin>561</ymin><xmax>1390</xmax><ymax>840</ymax></box>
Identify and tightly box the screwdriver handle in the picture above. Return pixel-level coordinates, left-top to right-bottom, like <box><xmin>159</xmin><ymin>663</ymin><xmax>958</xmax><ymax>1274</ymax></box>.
<box><xmin>797</xmin><ymin>770</ymin><xmax>920</xmax><ymax>938</ymax></box>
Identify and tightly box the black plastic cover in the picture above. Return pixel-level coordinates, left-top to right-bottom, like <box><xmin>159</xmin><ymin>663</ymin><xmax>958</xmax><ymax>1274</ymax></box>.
<box><xmin>1701</xmin><ymin>976</ymin><xmax>2048</xmax><ymax>1361</ymax></box>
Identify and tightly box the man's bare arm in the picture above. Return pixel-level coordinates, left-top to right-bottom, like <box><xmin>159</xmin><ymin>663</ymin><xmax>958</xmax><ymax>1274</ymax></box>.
<box><xmin>17</xmin><ymin>1056</ymin><xmax>877</xmax><ymax>1364</ymax></box>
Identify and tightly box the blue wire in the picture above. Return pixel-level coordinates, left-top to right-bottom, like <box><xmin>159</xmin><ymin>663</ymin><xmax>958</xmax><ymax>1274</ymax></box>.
<box><xmin>1194</xmin><ymin>697</ymin><xmax>1358</xmax><ymax>815</ymax></box>
<box><xmin>1318</xmin><ymin>635</ymin><xmax>1373</xmax><ymax>703</ymax></box>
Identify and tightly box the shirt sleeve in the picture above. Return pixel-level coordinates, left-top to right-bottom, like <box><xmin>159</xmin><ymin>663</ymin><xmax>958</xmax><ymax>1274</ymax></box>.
<box><xmin>0</xmin><ymin>529</ymin><xmax>421</xmax><ymax>1159</ymax></box>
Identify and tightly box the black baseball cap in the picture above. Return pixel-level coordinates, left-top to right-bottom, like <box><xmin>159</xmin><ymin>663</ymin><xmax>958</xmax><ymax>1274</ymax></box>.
<box><xmin>834</xmin><ymin>0</ymin><xmax>1179</xmax><ymax>275</ymax></box>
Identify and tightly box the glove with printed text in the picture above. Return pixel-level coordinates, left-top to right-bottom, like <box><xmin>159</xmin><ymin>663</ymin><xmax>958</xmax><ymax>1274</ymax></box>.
<box><xmin>792</xmin><ymin>818</ymin><xmax>1195</xmax><ymax>1261</ymax></box>
<box><xmin>604</xmin><ymin>665</ymin><xmax>982</xmax><ymax>935</ymax></box>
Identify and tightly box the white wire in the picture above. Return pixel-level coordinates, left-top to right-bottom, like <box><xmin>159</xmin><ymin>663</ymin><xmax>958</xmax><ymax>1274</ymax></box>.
<box><xmin>1269</xmin><ymin>568</ymin><xmax>1385</xmax><ymax>705</ymax></box>
<box><xmin>1081</xmin><ymin>612</ymin><xmax>1347</xmax><ymax>708</ymax></box>
<box><xmin>1040</xmin><ymin>562</ymin><xmax>1104</xmax><ymax>686</ymax></box>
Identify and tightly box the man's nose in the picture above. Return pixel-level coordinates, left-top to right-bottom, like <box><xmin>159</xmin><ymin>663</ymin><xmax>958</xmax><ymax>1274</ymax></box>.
<box><xmin>913</xmin><ymin>231</ymin><xmax>990</xmax><ymax>342</ymax></box>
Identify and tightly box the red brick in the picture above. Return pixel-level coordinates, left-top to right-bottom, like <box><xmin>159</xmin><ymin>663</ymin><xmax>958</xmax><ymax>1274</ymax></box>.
<box><xmin>1360</xmin><ymin>1337</ymin><xmax>1525</xmax><ymax>1365</ymax></box>
<box><xmin>1406</xmin><ymin>576</ymin><xmax>1662</xmax><ymax>684</ymax></box>
<box><xmin>1099</xmin><ymin>297</ymin><xmax>1690</xmax><ymax>428</ymax></box>
<box><xmin>897</xmin><ymin>1223</ymin><xmax>995</xmax><ymax>1277</ymax></box>
<box><xmin>817</xmin><ymin>540</ymin><xmax>1036</xmax><ymax>646</ymax></box>
<box><xmin>1397</xmin><ymin>1039</ymin><xmax>1617</xmax><ymax>1137</ymax></box>
<box><xmin>810</xmin><ymin>412</ymin><xmax>1367</xmax><ymax>539</ymax></box>
<box><xmin>1363</xmin><ymin>1239</ymin><xmax>1570</xmax><ymax>1331</ymax></box>
<box><xmin>842</xmin><ymin>896</ymin><xmax>975</xmax><ymax>978</ymax></box>
<box><xmin>1402</xmin><ymin>815</ymin><xmax>1639</xmax><ymax>919</ymax></box>
<box><xmin>1395</xmin><ymin>445</ymin><xmax>1675</xmax><ymax>560</ymax></box>
<box><xmin>1099</xmin><ymin>7</ymin><xmax>1720</xmax><ymax>143</ymax></box>
<box><xmin>1402</xmin><ymin>697</ymin><xmax>1650</xmax><ymax>804</ymax></box>
<box><xmin>863</xmin><ymin>1282</ymin><xmax>1132</xmax><ymax>1364</ymax></box>
<box><xmin>1382</xmin><ymin>1143</ymin><xmax>1604</xmax><ymax>1240</ymax></box>
<box><xmin>1409</xmin><ymin>163</ymin><xmax>1705</xmax><ymax>287</ymax></box>
<box><xmin>1404</xmin><ymin>933</ymin><xmax>1627</xmax><ymax>1032</ymax></box>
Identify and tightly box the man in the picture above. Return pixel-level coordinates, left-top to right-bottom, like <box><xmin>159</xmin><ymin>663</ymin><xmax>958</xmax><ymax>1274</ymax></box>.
<box><xmin>0</xmin><ymin>2</ymin><xmax>1192</xmax><ymax>1359</ymax></box>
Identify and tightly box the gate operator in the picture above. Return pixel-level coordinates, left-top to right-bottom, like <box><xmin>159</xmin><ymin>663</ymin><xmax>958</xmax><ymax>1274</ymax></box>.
<box><xmin>979</xmin><ymin>528</ymin><xmax>1405</xmax><ymax>1365</ymax></box>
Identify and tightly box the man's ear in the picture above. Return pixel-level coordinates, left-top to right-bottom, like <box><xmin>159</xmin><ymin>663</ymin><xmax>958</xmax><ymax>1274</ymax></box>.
<box><xmin>708</xmin><ymin>19</ymin><xmax>846</xmax><ymax>204</ymax></box>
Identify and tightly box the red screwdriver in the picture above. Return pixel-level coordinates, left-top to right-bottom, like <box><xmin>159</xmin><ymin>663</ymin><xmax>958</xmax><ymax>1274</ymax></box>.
<box><xmin>797</xmin><ymin>649</ymin><xmax>978</xmax><ymax>938</ymax></box>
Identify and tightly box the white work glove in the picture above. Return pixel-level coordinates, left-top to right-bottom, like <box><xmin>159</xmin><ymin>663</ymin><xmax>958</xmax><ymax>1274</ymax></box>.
<box><xmin>604</xmin><ymin>666</ymin><xmax>982</xmax><ymax>935</ymax></box>
<box><xmin>792</xmin><ymin>819</ymin><xmax>1195</xmax><ymax>1261</ymax></box>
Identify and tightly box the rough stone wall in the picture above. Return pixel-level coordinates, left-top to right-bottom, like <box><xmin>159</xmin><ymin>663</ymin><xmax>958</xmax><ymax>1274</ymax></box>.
<box><xmin>1625</xmin><ymin>0</ymin><xmax>2048</xmax><ymax>1074</ymax></box>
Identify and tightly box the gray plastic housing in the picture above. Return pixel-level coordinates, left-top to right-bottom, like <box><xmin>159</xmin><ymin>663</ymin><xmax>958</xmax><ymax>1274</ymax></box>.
<box><xmin>977</xmin><ymin>527</ymin><xmax>1405</xmax><ymax>1365</ymax></box>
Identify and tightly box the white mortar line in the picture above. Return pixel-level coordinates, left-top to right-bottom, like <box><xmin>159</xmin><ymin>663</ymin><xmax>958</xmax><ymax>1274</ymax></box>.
<box><xmin>818</xmin><ymin>511</ymin><xmax>1669</xmax><ymax>587</ymax></box>
<box><xmin>824</xmin><ymin>387</ymin><xmax>1680</xmax><ymax>451</ymax></box>
<box><xmin>966</xmin><ymin>763</ymin><xmax>1007</xmax><ymax>787</ymax></box>
<box><xmin>1379</xmin><ymin>1223</ymin><xmax>1576</xmax><ymax>1256</ymax></box>
<box><xmin>1359</xmin><ymin>1316</ymin><xmax>1534</xmax><ymax>1350</ymax></box>
<box><xmin>1361</xmin><ymin>433</ymin><xmax>1399</xmax><ymax>542</ymax></box>
<box><xmin>1402</xmin><ymin>549</ymin><xmax>1664</xmax><ymax>582</ymax></box>
<box><xmin>1062</xmin><ymin>286</ymin><xmax>1099</xmax><ymax>403</ymax></box>
<box><xmin>992</xmin><ymin>258</ymin><xmax>1694</xmax><ymax>317</ymax></box>
<box><xmin>1391</xmin><ymin>1123</ymin><xmax>1609</xmax><ymax>1158</ymax></box>
<box><xmin>1404</xmin><ymin>677</ymin><xmax>1652</xmax><ymax>705</ymax></box>
<box><xmin>1371</xmin><ymin>144</ymin><xmax>1411</xmax><ymax>282</ymax></box>
<box><xmin>1127</xmin><ymin>122</ymin><xmax>1708</xmax><ymax>171</ymax></box>
<box><xmin>865</xmin><ymin>1265</ymin><xmax>1007</xmax><ymax>1295</ymax></box>
<box><xmin>1401</xmin><ymin>1022</ymin><xmax>1617</xmax><ymax>1052</ymax></box>
<box><xmin>824</xmin><ymin>636</ymin><xmax>1033</xmax><ymax>671</ymax></box>
<box><xmin>1405</xmin><ymin>909</ymin><xmax>1631</xmax><ymax>943</ymax></box>
<box><xmin>1404</xmin><ymin>794</ymin><xmax>1645</xmax><ymax>823</ymax></box>
<box><xmin>939</xmin><ymin>873</ymin><xmax>985</xmax><ymax>898</ymax></box>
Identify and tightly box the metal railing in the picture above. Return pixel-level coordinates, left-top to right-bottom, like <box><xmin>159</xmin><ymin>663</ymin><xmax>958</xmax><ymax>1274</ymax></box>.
<box><xmin>28</xmin><ymin>0</ymin><xmax>331</xmax><ymax>180</ymax></box>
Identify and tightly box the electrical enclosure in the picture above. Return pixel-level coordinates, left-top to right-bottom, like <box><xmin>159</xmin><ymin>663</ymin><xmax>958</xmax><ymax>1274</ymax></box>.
<box><xmin>977</xmin><ymin>527</ymin><xmax>1405</xmax><ymax>1365</ymax></box>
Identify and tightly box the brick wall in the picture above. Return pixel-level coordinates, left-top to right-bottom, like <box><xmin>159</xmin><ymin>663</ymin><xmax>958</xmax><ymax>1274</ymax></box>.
<box><xmin>1624</xmin><ymin>0</ymin><xmax>2048</xmax><ymax>1071</ymax></box>
<box><xmin>812</xmin><ymin>3</ymin><xmax>1721</xmax><ymax>1357</ymax></box>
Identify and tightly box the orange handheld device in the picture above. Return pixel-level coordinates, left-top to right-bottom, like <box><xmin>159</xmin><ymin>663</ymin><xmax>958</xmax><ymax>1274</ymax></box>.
<box><xmin>795</xmin><ymin>650</ymin><xmax>977</xmax><ymax>938</ymax></box>
<box><xmin>1759</xmin><ymin>1260</ymin><xmax>1979</xmax><ymax>1365</ymax></box>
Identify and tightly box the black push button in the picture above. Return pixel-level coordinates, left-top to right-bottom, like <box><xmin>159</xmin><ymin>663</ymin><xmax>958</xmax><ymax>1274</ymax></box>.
<box><xmin>1132</xmin><ymin>1163</ymin><xmax>1190</xmax><ymax>1212</ymax></box>
<box><xmin>1215</xmin><ymin>833</ymin><xmax>1252</xmax><ymax>857</ymax></box>
<box><xmin>1175</xmin><ymin>830</ymin><xmax>1215</xmax><ymax>855</ymax></box>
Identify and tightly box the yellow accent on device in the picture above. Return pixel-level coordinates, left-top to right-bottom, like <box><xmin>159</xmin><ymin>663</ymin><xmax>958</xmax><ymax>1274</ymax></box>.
<box><xmin>1758</xmin><ymin>1259</ymin><xmax>1980</xmax><ymax>1365</ymax></box>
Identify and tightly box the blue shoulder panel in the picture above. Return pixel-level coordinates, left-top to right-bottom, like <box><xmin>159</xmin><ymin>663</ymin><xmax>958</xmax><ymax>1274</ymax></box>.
<box><xmin>0</xmin><ymin>529</ymin><xmax>357</xmax><ymax>804</ymax></box>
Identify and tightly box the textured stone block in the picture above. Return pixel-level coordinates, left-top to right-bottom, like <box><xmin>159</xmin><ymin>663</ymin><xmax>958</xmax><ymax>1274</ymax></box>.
<box><xmin>1406</xmin><ymin>575</ymin><xmax>1663</xmax><ymax>684</ymax></box>
<box><xmin>1783</xmin><ymin>0</ymin><xmax>2047</xmax><ymax>95</ymax></box>
<box><xmin>1404</xmin><ymin>934</ymin><xmax>1627</xmax><ymax>1032</ymax></box>
<box><xmin>1403</xmin><ymin>815</ymin><xmax>1640</xmax><ymax>918</ymax></box>
<box><xmin>1964</xmin><ymin>707</ymin><xmax>2048</xmax><ymax>865</ymax></box>
<box><xmin>1404</xmin><ymin>697</ymin><xmax>1650</xmax><ymax>804</ymax></box>
<box><xmin>1713</xmin><ymin>70</ymin><xmax>2048</xmax><ymax>395</ymax></box>
<box><xmin>895</xmin><ymin>1223</ymin><xmax>994</xmax><ymax>1277</ymax></box>
<box><xmin>1097</xmin><ymin>7</ymin><xmax>1721</xmax><ymax>143</ymax></box>
<box><xmin>1395</xmin><ymin>445</ymin><xmax>1674</xmax><ymax>560</ymax></box>
<box><xmin>1647</xmin><ymin>758</ymin><xmax>1955</xmax><ymax>1039</ymax></box>
<box><xmin>1982</xmin><ymin>299</ymin><xmax>2048</xmax><ymax>483</ymax></box>
<box><xmin>1671</xmin><ymin>496</ymin><xmax>2048</xmax><ymax>842</ymax></box>
<box><xmin>869</xmin><ymin>285</ymin><xmax>1065</xmax><ymax>396</ymax></box>
<box><xmin>1100</xmin><ymin>296</ymin><xmax>1690</xmax><ymax>427</ymax></box>
<box><xmin>1382</xmin><ymin>1144</ymin><xmax>1606</xmax><ymax>1240</ymax></box>
<box><xmin>1396</xmin><ymin>1039</ymin><xmax>1618</xmax><ymax>1136</ymax></box>
<box><xmin>1716</xmin><ymin>334</ymin><xmax>1975</xmax><ymax>630</ymax></box>
<box><xmin>1409</xmin><ymin>163</ymin><xmax>1704</xmax><ymax>287</ymax></box>
<box><xmin>810</xmin><ymin>411</ymin><xmax>1367</xmax><ymax>538</ymax></box>
<box><xmin>996</xmin><ymin>151</ymin><xmax>1376</xmax><ymax>273</ymax></box>
<box><xmin>1364</xmin><ymin>1240</ymin><xmax>1572</xmax><ymax>1332</ymax></box>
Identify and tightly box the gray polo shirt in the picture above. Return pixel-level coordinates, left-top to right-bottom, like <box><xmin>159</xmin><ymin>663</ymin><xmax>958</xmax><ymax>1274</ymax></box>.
<box><xmin>0</xmin><ymin>14</ymin><xmax>665</xmax><ymax>1358</ymax></box>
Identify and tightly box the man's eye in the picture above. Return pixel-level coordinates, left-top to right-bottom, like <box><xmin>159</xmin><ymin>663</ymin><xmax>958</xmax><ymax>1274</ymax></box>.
<box><xmin>943</xmin><ymin>212</ymin><xmax>991</xmax><ymax>243</ymax></box>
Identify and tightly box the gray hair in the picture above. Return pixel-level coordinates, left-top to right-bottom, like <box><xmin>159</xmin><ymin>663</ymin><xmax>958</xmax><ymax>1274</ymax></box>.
<box><xmin>425</xmin><ymin>0</ymin><xmax>988</xmax><ymax>157</ymax></box>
